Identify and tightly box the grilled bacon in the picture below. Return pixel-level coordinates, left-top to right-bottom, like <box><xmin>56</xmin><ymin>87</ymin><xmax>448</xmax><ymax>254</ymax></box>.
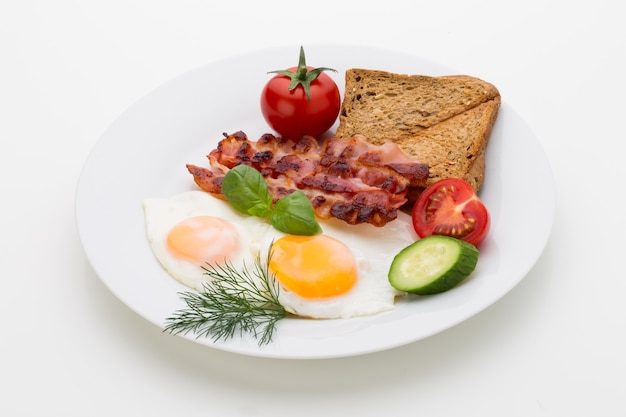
<box><xmin>187</xmin><ymin>131</ymin><xmax>429</xmax><ymax>227</ymax></box>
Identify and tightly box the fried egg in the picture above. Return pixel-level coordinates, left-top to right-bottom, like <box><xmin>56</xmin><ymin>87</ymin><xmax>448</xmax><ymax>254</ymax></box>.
<box><xmin>143</xmin><ymin>190</ymin><xmax>418</xmax><ymax>319</ymax></box>
<box><xmin>143</xmin><ymin>191</ymin><xmax>273</xmax><ymax>290</ymax></box>
<box><xmin>265</xmin><ymin>216</ymin><xmax>417</xmax><ymax>319</ymax></box>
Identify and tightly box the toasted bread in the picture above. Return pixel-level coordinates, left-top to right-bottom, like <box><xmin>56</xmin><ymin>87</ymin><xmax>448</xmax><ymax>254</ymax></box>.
<box><xmin>335</xmin><ymin>68</ymin><xmax>501</xmax><ymax>194</ymax></box>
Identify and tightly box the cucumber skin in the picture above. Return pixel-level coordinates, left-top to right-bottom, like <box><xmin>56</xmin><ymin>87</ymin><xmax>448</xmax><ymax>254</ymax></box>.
<box><xmin>388</xmin><ymin>236</ymin><xmax>479</xmax><ymax>295</ymax></box>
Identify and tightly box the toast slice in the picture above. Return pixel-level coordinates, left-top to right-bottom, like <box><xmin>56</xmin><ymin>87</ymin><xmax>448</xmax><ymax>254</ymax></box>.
<box><xmin>335</xmin><ymin>69</ymin><xmax>501</xmax><ymax>194</ymax></box>
<box><xmin>395</xmin><ymin>98</ymin><xmax>500</xmax><ymax>191</ymax></box>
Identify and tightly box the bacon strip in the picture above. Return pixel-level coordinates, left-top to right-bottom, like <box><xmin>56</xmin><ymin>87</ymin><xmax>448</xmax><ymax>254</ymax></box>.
<box><xmin>187</xmin><ymin>131</ymin><xmax>429</xmax><ymax>227</ymax></box>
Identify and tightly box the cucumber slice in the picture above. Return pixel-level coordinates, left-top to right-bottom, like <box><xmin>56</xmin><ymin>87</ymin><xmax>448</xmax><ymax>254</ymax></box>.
<box><xmin>388</xmin><ymin>235</ymin><xmax>479</xmax><ymax>295</ymax></box>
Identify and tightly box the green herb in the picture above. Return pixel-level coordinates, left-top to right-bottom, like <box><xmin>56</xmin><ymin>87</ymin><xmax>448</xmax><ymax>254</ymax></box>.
<box><xmin>221</xmin><ymin>164</ymin><xmax>322</xmax><ymax>236</ymax></box>
<box><xmin>220</xmin><ymin>164</ymin><xmax>273</xmax><ymax>218</ymax></box>
<box><xmin>163</xmin><ymin>249</ymin><xmax>286</xmax><ymax>346</ymax></box>
<box><xmin>270</xmin><ymin>190</ymin><xmax>321</xmax><ymax>235</ymax></box>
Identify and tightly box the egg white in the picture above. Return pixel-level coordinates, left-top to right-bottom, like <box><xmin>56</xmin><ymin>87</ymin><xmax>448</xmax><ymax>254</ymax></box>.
<box><xmin>143</xmin><ymin>190</ymin><xmax>418</xmax><ymax>319</ymax></box>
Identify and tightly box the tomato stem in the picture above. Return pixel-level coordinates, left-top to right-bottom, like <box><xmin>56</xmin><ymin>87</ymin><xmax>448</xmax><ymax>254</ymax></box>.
<box><xmin>267</xmin><ymin>46</ymin><xmax>336</xmax><ymax>102</ymax></box>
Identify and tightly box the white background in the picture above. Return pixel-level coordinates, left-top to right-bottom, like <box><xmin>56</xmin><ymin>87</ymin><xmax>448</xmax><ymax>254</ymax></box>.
<box><xmin>1</xmin><ymin>1</ymin><xmax>624</xmax><ymax>416</ymax></box>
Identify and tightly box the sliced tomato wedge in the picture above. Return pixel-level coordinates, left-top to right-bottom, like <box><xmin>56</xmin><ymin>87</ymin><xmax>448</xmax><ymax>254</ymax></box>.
<box><xmin>411</xmin><ymin>178</ymin><xmax>490</xmax><ymax>247</ymax></box>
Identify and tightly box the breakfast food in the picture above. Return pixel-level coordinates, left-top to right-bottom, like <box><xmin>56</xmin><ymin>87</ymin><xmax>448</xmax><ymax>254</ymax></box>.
<box><xmin>411</xmin><ymin>178</ymin><xmax>490</xmax><ymax>247</ymax></box>
<box><xmin>156</xmin><ymin>55</ymin><xmax>497</xmax><ymax>345</ymax></box>
<box><xmin>388</xmin><ymin>235</ymin><xmax>479</xmax><ymax>295</ymax></box>
<box><xmin>144</xmin><ymin>191</ymin><xmax>262</xmax><ymax>290</ymax></box>
<box><xmin>220</xmin><ymin>164</ymin><xmax>322</xmax><ymax>236</ymax></box>
<box><xmin>144</xmin><ymin>189</ymin><xmax>418</xmax><ymax>319</ymax></box>
<box><xmin>335</xmin><ymin>69</ymin><xmax>501</xmax><ymax>194</ymax></box>
<box><xmin>261</xmin><ymin>46</ymin><xmax>341</xmax><ymax>139</ymax></box>
<box><xmin>187</xmin><ymin>131</ymin><xmax>429</xmax><ymax>227</ymax></box>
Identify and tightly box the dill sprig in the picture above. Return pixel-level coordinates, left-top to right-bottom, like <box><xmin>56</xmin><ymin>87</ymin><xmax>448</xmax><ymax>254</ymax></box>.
<box><xmin>163</xmin><ymin>249</ymin><xmax>286</xmax><ymax>346</ymax></box>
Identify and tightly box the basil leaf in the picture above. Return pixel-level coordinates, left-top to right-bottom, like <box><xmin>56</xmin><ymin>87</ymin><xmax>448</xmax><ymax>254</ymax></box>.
<box><xmin>221</xmin><ymin>165</ymin><xmax>322</xmax><ymax>236</ymax></box>
<box><xmin>221</xmin><ymin>165</ymin><xmax>273</xmax><ymax>218</ymax></box>
<box><xmin>270</xmin><ymin>191</ymin><xmax>322</xmax><ymax>236</ymax></box>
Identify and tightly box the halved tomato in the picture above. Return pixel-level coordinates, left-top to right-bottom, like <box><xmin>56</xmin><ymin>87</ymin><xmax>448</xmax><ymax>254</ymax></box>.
<box><xmin>411</xmin><ymin>178</ymin><xmax>490</xmax><ymax>247</ymax></box>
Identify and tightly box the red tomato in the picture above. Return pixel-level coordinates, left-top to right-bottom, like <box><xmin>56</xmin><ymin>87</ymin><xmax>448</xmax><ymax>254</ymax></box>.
<box><xmin>260</xmin><ymin>47</ymin><xmax>340</xmax><ymax>140</ymax></box>
<box><xmin>412</xmin><ymin>178</ymin><xmax>490</xmax><ymax>247</ymax></box>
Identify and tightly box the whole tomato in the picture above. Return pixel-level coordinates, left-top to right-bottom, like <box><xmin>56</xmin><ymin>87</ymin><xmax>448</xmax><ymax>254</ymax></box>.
<box><xmin>260</xmin><ymin>46</ymin><xmax>341</xmax><ymax>140</ymax></box>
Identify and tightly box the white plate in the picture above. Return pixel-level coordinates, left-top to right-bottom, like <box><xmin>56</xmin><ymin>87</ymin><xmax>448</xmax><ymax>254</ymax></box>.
<box><xmin>75</xmin><ymin>45</ymin><xmax>555</xmax><ymax>359</ymax></box>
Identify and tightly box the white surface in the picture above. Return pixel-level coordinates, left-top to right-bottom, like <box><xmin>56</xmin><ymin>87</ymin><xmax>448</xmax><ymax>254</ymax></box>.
<box><xmin>75</xmin><ymin>45</ymin><xmax>554</xmax><ymax>359</ymax></box>
<box><xmin>2</xmin><ymin>0</ymin><xmax>624</xmax><ymax>415</ymax></box>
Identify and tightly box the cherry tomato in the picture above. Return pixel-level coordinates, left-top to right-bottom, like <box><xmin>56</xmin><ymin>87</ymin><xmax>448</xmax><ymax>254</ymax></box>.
<box><xmin>260</xmin><ymin>46</ymin><xmax>340</xmax><ymax>140</ymax></box>
<box><xmin>412</xmin><ymin>178</ymin><xmax>490</xmax><ymax>247</ymax></box>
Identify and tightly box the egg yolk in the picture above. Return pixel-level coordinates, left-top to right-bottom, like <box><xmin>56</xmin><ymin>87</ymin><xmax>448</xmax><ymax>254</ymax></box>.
<box><xmin>166</xmin><ymin>216</ymin><xmax>239</xmax><ymax>264</ymax></box>
<box><xmin>269</xmin><ymin>235</ymin><xmax>358</xmax><ymax>299</ymax></box>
